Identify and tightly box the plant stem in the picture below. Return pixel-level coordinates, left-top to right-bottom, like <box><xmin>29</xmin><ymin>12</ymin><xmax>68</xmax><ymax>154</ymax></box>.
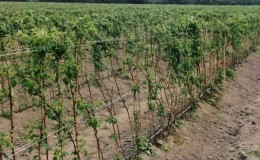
<box><xmin>5</xmin><ymin>60</ymin><xmax>15</xmax><ymax>160</ymax></box>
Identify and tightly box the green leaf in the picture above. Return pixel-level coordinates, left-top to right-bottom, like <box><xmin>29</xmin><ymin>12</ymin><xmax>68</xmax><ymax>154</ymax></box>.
<box><xmin>3</xmin><ymin>153</ymin><xmax>8</xmax><ymax>158</ymax></box>
<box><xmin>77</xmin><ymin>100</ymin><xmax>85</xmax><ymax>112</ymax></box>
<box><xmin>10</xmin><ymin>77</ymin><xmax>17</xmax><ymax>88</ymax></box>
<box><xmin>86</xmin><ymin>117</ymin><xmax>100</xmax><ymax>129</ymax></box>
<box><xmin>83</xmin><ymin>149</ymin><xmax>88</xmax><ymax>156</ymax></box>
<box><xmin>27</xmin><ymin>146</ymin><xmax>33</xmax><ymax>153</ymax></box>
<box><xmin>106</xmin><ymin>116</ymin><xmax>117</xmax><ymax>124</ymax></box>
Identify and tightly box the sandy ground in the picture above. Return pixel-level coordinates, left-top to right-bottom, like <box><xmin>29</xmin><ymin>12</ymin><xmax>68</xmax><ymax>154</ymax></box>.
<box><xmin>140</xmin><ymin>52</ymin><xmax>260</xmax><ymax>160</ymax></box>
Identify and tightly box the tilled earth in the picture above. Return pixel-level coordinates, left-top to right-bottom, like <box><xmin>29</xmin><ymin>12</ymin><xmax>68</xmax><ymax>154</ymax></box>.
<box><xmin>141</xmin><ymin>52</ymin><xmax>260</xmax><ymax>160</ymax></box>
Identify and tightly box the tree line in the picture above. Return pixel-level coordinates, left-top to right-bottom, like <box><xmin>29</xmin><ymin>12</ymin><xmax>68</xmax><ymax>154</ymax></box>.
<box><xmin>1</xmin><ymin>0</ymin><xmax>260</xmax><ymax>4</ymax></box>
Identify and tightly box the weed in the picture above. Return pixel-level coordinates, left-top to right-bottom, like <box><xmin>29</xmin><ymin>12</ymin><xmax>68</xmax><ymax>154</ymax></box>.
<box><xmin>187</xmin><ymin>107</ymin><xmax>197</xmax><ymax>120</ymax></box>
<box><xmin>136</xmin><ymin>136</ymin><xmax>155</xmax><ymax>157</ymax></box>
<box><xmin>0</xmin><ymin>110</ymin><xmax>11</xmax><ymax>119</ymax></box>
<box><xmin>174</xmin><ymin>119</ymin><xmax>184</xmax><ymax>128</ymax></box>
<box><xmin>160</xmin><ymin>143</ymin><xmax>170</xmax><ymax>152</ymax></box>
<box><xmin>226</xmin><ymin>68</ymin><xmax>236</xmax><ymax>79</ymax></box>
<box><xmin>247</xmin><ymin>147</ymin><xmax>260</xmax><ymax>157</ymax></box>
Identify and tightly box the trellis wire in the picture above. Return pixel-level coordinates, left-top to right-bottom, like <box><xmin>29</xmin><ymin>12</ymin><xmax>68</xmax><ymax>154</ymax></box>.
<box><xmin>6</xmin><ymin>82</ymin><xmax>148</xmax><ymax>159</ymax></box>
<box><xmin>0</xmin><ymin>31</ymin><xmax>191</xmax><ymax>60</ymax></box>
<box><xmin>3</xmin><ymin>30</ymin><xmax>210</xmax><ymax>159</ymax></box>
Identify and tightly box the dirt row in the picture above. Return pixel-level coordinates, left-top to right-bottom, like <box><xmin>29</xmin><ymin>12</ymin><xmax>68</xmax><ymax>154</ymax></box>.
<box><xmin>140</xmin><ymin>52</ymin><xmax>260</xmax><ymax>160</ymax></box>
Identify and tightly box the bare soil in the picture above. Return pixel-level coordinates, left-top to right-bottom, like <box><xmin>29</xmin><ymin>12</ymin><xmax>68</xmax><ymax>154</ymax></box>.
<box><xmin>1</xmin><ymin>49</ymin><xmax>259</xmax><ymax>160</ymax></box>
<box><xmin>141</xmin><ymin>52</ymin><xmax>260</xmax><ymax>160</ymax></box>
<box><xmin>0</xmin><ymin>51</ymin><xmax>169</xmax><ymax>159</ymax></box>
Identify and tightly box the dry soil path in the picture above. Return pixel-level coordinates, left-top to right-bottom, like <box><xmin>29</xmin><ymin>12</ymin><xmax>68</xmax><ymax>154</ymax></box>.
<box><xmin>141</xmin><ymin>52</ymin><xmax>260</xmax><ymax>160</ymax></box>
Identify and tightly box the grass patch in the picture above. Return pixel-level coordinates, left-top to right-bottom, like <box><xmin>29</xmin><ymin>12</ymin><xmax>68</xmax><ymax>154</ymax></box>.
<box><xmin>226</xmin><ymin>68</ymin><xmax>236</xmax><ymax>79</ymax></box>
<box><xmin>174</xmin><ymin>119</ymin><xmax>184</xmax><ymax>128</ymax></box>
<box><xmin>0</xmin><ymin>110</ymin><xmax>11</xmax><ymax>119</ymax></box>
<box><xmin>247</xmin><ymin>147</ymin><xmax>260</xmax><ymax>158</ymax></box>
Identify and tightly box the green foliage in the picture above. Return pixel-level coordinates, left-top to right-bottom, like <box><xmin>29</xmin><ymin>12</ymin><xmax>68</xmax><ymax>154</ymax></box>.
<box><xmin>160</xmin><ymin>143</ymin><xmax>170</xmax><ymax>152</ymax></box>
<box><xmin>85</xmin><ymin>117</ymin><xmax>100</xmax><ymax>129</ymax></box>
<box><xmin>109</xmin><ymin>133</ymin><xmax>117</xmax><ymax>141</ymax></box>
<box><xmin>46</xmin><ymin>99</ymin><xmax>64</xmax><ymax>120</ymax></box>
<box><xmin>22</xmin><ymin>119</ymin><xmax>44</xmax><ymax>154</ymax></box>
<box><xmin>148</xmin><ymin>100</ymin><xmax>156</xmax><ymax>111</ymax></box>
<box><xmin>0</xmin><ymin>132</ymin><xmax>13</xmax><ymax>158</ymax></box>
<box><xmin>10</xmin><ymin>77</ymin><xmax>17</xmax><ymax>88</ymax></box>
<box><xmin>0</xmin><ymin>110</ymin><xmax>11</xmax><ymax>119</ymax></box>
<box><xmin>0</xmin><ymin>3</ymin><xmax>259</xmax><ymax>160</ymax></box>
<box><xmin>53</xmin><ymin>148</ymin><xmax>69</xmax><ymax>160</ymax></box>
<box><xmin>148</xmin><ymin>81</ymin><xmax>163</xmax><ymax>100</ymax></box>
<box><xmin>0</xmin><ymin>87</ymin><xmax>8</xmax><ymax>102</ymax></box>
<box><xmin>114</xmin><ymin>153</ymin><xmax>122</xmax><ymax>160</ymax></box>
<box><xmin>131</xmin><ymin>84</ymin><xmax>141</xmax><ymax>94</ymax></box>
<box><xmin>88</xmin><ymin>74</ymin><xmax>101</xmax><ymax>87</ymax></box>
<box><xmin>136</xmin><ymin>136</ymin><xmax>155</xmax><ymax>157</ymax></box>
<box><xmin>106</xmin><ymin>116</ymin><xmax>117</xmax><ymax>125</ymax></box>
<box><xmin>157</xmin><ymin>103</ymin><xmax>166</xmax><ymax>117</ymax></box>
<box><xmin>226</xmin><ymin>68</ymin><xmax>236</xmax><ymax>79</ymax></box>
<box><xmin>247</xmin><ymin>147</ymin><xmax>260</xmax><ymax>158</ymax></box>
<box><xmin>78</xmin><ymin>139</ymin><xmax>88</xmax><ymax>156</ymax></box>
<box><xmin>0</xmin><ymin>132</ymin><xmax>13</xmax><ymax>149</ymax></box>
<box><xmin>174</xmin><ymin>119</ymin><xmax>184</xmax><ymax>128</ymax></box>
